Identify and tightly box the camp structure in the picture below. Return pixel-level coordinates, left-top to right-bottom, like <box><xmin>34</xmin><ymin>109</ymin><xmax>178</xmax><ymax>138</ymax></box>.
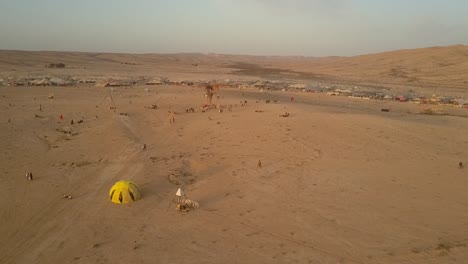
<box><xmin>49</xmin><ymin>77</ymin><xmax>70</xmax><ymax>86</ymax></box>
<box><xmin>252</xmin><ymin>81</ymin><xmax>267</xmax><ymax>88</ymax></box>
<box><xmin>29</xmin><ymin>79</ymin><xmax>49</xmax><ymax>86</ymax></box>
<box><xmin>108</xmin><ymin>80</ymin><xmax>133</xmax><ymax>87</ymax></box>
<box><xmin>96</xmin><ymin>79</ymin><xmax>131</xmax><ymax>87</ymax></box>
<box><xmin>288</xmin><ymin>83</ymin><xmax>306</xmax><ymax>90</ymax></box>
<box><xmin>109</xmin><ymin>180</ymin><xmax>141</xmax><ymax>204</ymax></box>
<box><xmin>95</xmin><ymin>79</ymin><xmax>111</xmax><ymax>87</ymax></box>
<box><xmin>452</xmin><ymin>99</ymin><xmax>468</xmax><ymax>108</ymax></box>
<box><xmin>145</xmin><ymin>78</ymin><xmax>164</xmax><ymax>85</ymax></box>
<box><xmin>168</xmin><ymin>188</ymin><xmax>199</xmax><ymax>212</ymax></box>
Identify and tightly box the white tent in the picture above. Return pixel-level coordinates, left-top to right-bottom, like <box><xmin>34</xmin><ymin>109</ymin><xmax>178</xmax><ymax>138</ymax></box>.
<box><xmin>146</xmin><ymin>78</ymin><xmax>164</xmax><ymax>85</ymax></box>
<box><xmin>49</xmin><ymin>78</ymin><xmax>69</xmax><ymax>86</ymax></box>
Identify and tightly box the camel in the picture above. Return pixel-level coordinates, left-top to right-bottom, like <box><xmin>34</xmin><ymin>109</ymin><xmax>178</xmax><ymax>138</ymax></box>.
<box><xmin>257</xmin><ymin>160</ymin><xmax>262</xmax><ymax>168</ymax></box>
<box><xmin>460</xmin><ymin>162</ymin><xmax>464</xmax><ymax>168</ymax></box>
<box><xmin>142</xmin><ymin>144</ymin><xmax>147</xmax><ymax>150</ymax></box>
<box><xmin>26</xmin><ymin>172</ymin><xmax>33</xmax><ymax>181</ymax></box>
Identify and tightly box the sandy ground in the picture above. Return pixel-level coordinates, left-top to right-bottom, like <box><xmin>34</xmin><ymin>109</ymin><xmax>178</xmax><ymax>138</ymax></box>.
<box><xmin>1</xmin><ymin>84</ymin><xmax>468</xmax><ymax>264</ymax></box>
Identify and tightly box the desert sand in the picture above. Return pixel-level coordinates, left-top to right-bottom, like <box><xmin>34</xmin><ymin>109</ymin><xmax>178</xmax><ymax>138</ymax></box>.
<box><xmin>1</xmin><ymin>47</ymin><xmax>468</xmax><ymax>264</ymax></box>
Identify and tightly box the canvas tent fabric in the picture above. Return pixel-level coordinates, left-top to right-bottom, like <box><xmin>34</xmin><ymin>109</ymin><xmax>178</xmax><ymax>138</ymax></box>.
<box><xmin>29</xmin><ymin>79</ymin><xmax>48</xmax><ymax>86</ymax></box>
<box><xmin>109</xmin><ymin>180</ymin><xmax>141</xmax><ymax>204</ymax></box>
<box><xmin>95</xmin><ymin>80</ymin><xmax>111</xmax><ymax>87</ymax></box>
<box><xmin>49</xmin><ymin>77</ymin><xmax>68</xmax><ymax>86</ymax></box>
<box><xmin>146</xmin><ymin>78</ymin><xmax>164</xmax><ymax>85</ymax></box>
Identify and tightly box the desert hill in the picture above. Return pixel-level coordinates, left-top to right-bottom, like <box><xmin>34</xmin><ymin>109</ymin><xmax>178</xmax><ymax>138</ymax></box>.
<box><xmin>0</xmin><ymin>45</ymin><xmax>467</xmax><ymax>91</ymax></box>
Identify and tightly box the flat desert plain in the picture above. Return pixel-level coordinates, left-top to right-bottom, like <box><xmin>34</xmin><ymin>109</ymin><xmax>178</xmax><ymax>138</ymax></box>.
<box><xmin>1</xmin><ymin>48</ymin><xmax>468</xmax><ymax>264</ymax></box>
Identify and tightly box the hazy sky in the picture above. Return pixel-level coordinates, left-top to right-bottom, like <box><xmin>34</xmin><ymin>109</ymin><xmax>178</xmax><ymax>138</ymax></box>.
<box><xmin>1</xmin><ymin>0</ymin><xmax>467</xmax><ymax>56</ymax></box>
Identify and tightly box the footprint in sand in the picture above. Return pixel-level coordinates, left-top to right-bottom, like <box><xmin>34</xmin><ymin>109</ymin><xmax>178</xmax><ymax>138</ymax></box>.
<box><xmin>167</xmin><ymin>160</ymin><xmax>197</xmax><ymax>186</ymax></box>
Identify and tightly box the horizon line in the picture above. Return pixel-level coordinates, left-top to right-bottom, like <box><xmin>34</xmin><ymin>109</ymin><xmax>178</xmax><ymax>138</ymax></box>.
<box><xmin>1</xmin><ymin>44</ymin><xmax>466</xmax><ymax>59</ymax></box>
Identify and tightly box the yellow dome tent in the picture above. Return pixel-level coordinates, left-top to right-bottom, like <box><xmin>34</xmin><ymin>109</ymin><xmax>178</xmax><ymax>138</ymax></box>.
<box><xmin>109</xmin><ymin>180</ymin><xmax>141</xmax><ymax>204</ymax></box>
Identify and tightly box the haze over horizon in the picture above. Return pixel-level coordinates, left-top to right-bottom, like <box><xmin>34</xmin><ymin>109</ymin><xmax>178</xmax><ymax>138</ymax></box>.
<box><xmin>1</xmin><ymin>0</ymin><xmax>468</xmax><ymax>56</ymax></box>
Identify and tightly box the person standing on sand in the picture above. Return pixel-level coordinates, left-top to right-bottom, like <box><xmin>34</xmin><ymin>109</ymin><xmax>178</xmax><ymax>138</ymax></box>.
<box><xmin>168</xmin><ymin>111</ymin><xmax>175</xmax><ymax>124</ymax></box>
<box><xmin>205</xmin><ymin>83</ymin><xmax>214</xmax><ymax>106</ymax></box>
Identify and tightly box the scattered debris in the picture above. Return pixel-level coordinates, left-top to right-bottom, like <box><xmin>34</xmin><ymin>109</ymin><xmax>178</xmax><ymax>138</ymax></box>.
<box><xmin>290</xmin><ymin>97</ymin><xmax>295</xmax><ymax>101</ymax></box>
<box><xmin>273</xmin><ymin>100</ymin><xmax>279</xmax><ymax>104</ymax></box>
<box><xmin>142</xmin><ymin>144</ymin><xmax>146</xmax><ymax>150</ymax></box>
<box><xmin>218</xmin><ymin>109</ymin><xmax>223</xmax><ymax>113</ymax></box>
<box><xmin>26</xmin><ymin>172</ymin><xmax>33</xmax><ymax>181</ymax></box>
<box><xmin>460</xmin><ymin>162</ymin><xmax>464</xmax><ymax>169</ymax></box>
<box><xmin>56</xmin><ymin>128</ymin><xmax>72</xmax><ymax>134</ymax></box>
<box><xmin>77</xmin><ymin>120</ymin><xmax>83</xmax><ymax>124</ymax></box>
<box><xmin>109</xmin><ymin>106</ymin><xmax>117</xmax><ymax>110</ymax></box>
<box><xmin>266</xmin><ymin>100</ymin><xmax>271</xmax><ymax>104</ymax></box>
<box><xmin>255</xmin><ymin>110</ymin><xmax>264</xmax><ymax>113</ymax></box>
<box><xmin>170</xmin><ymin>188</ymin><xmax>199</xmax><ymax>212</ymax></box>
<box><xmin>381</xmin><ymin>109</ymin><xmax>390</xmax><ymax>112</ymax></box>
<box><xmin>177</xmin><ymin>199</ymin><xmax>199</xmax><ymax>212</ymax></box>
<box><xmin>145</xmin><ymin>104</ymin><xmax>158</xmax><ymax>109</ymax></box>
<box><xmin>279</xmin><ymin>112</ymin><xmax>290</xmax><ymax>118</ymax></box>
<box><xmin>201</xmin><ymin>104</ymin><xmax>210</xmax><ymax>111</ymax></box>
<box><xmin>119</xmin><ymin>112</ymin><xmax>129</xmax><ymax>116</ymax></box>
<box><xmin>48</xmin><ymin>93</ymin><xmax>55</xmax><ymax>99</ymax></box>
<box><xmin>257</xmin><ymin>160</ymin><xmax>262</xmax><ymax>168</ymax></box>
<box><xmin>62</xmin><ymin>194</ymin><xmax>73</xmax><ymax>200</ymax></box>
<box><xmin>419</xmin><ymin>108</ymin><xmax>446</xmax><ymax>115</ymax></box>
<box><xmin>185</xmin><ymin>107</ymin><xmax>195</xmax><ymax>113</ymax></box>
<box><xmin>46</xmin><ymin>63</ymin><xmax>66</xmax><ymax>68</ymax></box>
